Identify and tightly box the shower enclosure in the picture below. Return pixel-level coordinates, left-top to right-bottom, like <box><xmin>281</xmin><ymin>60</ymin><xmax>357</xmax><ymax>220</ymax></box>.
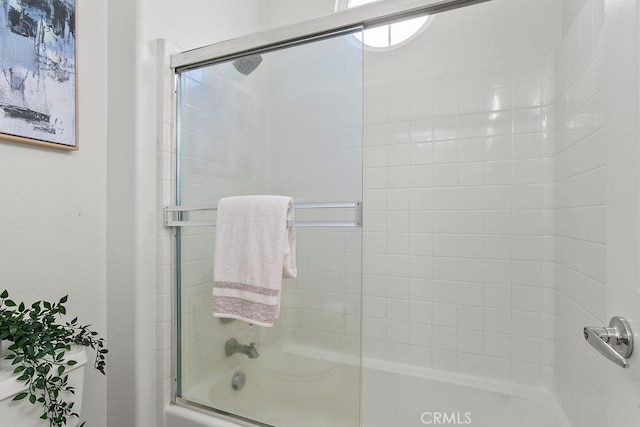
<box><xmin>164</xmin><ymin>0</ymin><xmax>640</xmax><ymax>426</ymax></box>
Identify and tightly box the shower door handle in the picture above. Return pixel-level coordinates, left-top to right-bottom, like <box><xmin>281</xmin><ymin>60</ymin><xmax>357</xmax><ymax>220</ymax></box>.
<box><xmin>583</xmin><ymin>316</ymin><xmax>633</xmax><ymax>368</ymax></box>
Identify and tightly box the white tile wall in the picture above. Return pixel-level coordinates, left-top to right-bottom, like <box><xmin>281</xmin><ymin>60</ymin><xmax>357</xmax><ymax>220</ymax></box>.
<box><xmin>362</xmin><ymin>1</ymin><xmax>558</xmax><ymax>387</ymax></box>
<box><xmin>360</xmin><ymin>7</ymin><xmax>610</xmax><ymax>419</ymax></box>
<box><xmin>553</xmin><ymin>1</ymin><xmax>607</xmax><ymax>426</ymax></box>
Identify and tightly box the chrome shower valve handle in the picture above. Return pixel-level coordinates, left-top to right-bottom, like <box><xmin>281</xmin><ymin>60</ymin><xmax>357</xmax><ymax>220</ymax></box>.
<box><xmin>583</xmin><ymin>316</ymin><xmax>633</xmax><ymax>368</ymax></box>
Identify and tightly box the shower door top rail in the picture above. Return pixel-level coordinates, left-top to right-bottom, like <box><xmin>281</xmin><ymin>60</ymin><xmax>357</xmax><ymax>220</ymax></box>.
<box><xmin>165</xmin><ymin>201</ymin><xmax>363</xmax><ymax>228</ymax></box>
<box><xmin>171</xmin><ymin>0</ymin><xmax>491</xmax><ymax>72</ymax></box>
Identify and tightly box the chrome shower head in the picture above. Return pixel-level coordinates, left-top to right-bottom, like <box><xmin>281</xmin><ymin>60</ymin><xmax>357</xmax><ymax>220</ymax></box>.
<box><xmin>232</xmin><ymin>54</ymin><xmax>263</xmax><ymax>76</ymax></box>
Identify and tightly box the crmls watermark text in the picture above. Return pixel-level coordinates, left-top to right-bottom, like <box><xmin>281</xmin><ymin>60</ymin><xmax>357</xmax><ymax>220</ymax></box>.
<box><xmin>420</xmin><ymin>412</ymin><xmax>472</xmax><ymax>425</ymax></box>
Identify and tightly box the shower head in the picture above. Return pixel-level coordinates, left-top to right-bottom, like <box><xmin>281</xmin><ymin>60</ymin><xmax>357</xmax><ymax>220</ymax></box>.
<box><xmin>232</xmin><ymin>54</ymin><xmax>263</xmax><ymax>76</ymax></box>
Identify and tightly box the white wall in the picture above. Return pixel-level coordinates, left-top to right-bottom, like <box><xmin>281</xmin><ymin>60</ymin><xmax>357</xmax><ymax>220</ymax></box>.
<box><xmin>562</xmin><ymin>0</ymin><xmax>590</xmax><ymax>34</ymax></box>
<box><xmin>258</xmin><ymin>0</ymin><xmax>335</xmax><ymax>30</ymax></box>
<box><xmin>106</xmin><ymin>0</ymin><xmax>139</xmax><ymax>425</ymax></box>
<box><xmin>0</xmin><ymin>0</ymin><xmax>108</xmax><ymax>425</ymax></box>
<box><xmin>140</xmin><ymin>1</ymin><xmax>264</xmax><ymax>53</ymax></box>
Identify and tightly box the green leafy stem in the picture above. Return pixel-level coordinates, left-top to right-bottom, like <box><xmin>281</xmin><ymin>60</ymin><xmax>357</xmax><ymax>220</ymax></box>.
<box><xmin>0</xmin><ymin>290</ymin><xmax>107</xmax><ymax>427</ymax></box>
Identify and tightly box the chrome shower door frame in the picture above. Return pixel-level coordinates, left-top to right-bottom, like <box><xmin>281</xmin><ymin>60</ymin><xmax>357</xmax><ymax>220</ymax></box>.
<box><xmin>170</xmin><ymin>0</ymin><xmax>491</xmax><ymax>72</ymax></box>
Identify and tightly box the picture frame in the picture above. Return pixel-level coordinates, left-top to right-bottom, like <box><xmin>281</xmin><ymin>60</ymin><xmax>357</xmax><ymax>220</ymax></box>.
<box><xmin>0</xmin><ymin>0</ymin><xmax>78</xmax><ymax>151</ymax></box>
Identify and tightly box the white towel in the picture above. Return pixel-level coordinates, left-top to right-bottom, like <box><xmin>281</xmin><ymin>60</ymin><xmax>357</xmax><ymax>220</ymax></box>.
<box><xmin>212</xmin><ymin>195</ymin><xmax>297</xmax><ymax>327</ymax></box>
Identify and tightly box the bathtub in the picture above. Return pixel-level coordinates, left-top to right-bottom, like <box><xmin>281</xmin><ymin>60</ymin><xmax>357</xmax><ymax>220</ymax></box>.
<box><xmin>173</xmin><ymin>346</ymin><xmax>570</xmax><ymax>427</ymax></box>
<box><xmin>361</xmin><ymin>357</ymin><xmax>571</xmax><ymax>427</ymax></box>
<box><xmin>183</xmin><ymin>345</ymin><xmax>360</xmax><ymax>427</ymax></box>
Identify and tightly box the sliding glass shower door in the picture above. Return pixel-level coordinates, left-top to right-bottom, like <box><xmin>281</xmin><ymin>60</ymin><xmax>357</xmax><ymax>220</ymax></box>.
<box><xmin>174</xmin><ymin>29</ymin><xmax>364</xmax><ymax>427</ymax></box>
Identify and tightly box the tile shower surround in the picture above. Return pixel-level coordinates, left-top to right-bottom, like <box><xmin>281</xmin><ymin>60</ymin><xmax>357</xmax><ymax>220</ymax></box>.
<box><xmin>155</xmin><ymin>1</ymin><xmax>607</xmax><ymax>426</ymax></box>
<box><xmin>361</xmin><ymin>21</ymin><xmax>557</xmax><ymax>388</ymax></box>
<box><xmin>553</xmin><ymin>1</ymin><xmax>607</xmax><ymax>426</ymax></box>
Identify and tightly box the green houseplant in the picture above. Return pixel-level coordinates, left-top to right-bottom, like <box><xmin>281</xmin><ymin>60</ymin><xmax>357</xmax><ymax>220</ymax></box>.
<box><xmin>0</xmin><ymin>290</ymin><xmax>107</xmax><ymax>427</ymax></box>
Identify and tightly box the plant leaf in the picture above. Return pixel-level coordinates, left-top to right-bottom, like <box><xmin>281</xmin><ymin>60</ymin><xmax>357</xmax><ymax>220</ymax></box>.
<box><xmin>1</xmin><ymin>292</ymin><xmax>107</xmax><ymax>427</ymax></box>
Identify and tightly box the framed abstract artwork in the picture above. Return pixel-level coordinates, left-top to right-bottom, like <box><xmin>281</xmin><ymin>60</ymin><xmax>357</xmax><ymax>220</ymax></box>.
<box><xmin>0</xmin><ymin>0</ymin><xmax>77</xmax><ymax>150</ymax></box>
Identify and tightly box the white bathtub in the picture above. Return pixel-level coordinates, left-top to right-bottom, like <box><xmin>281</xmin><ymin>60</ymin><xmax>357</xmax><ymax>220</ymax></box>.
<box><xmin>175</xmin><ymin>346</ymin><xmax>570</xmax><ymax>427</ymax></box>
<box><xmin>362</xmin><ymin>357</ymin><xmax>571</xmax><ymax>427</ymax></box>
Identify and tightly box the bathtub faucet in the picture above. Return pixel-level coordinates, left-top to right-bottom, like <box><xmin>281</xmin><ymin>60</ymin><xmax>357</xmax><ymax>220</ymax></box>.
<box><xmin>225</xmin><ymin>338</ymin><xmax>259</xmax><ymax>359</ymax></box>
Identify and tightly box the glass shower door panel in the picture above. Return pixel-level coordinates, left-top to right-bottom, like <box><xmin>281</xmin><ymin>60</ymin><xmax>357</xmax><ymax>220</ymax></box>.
<box><xmin>176</xmin><ymin>30</ymin><xmax>363</xmax><ymax>427</ymax></box>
